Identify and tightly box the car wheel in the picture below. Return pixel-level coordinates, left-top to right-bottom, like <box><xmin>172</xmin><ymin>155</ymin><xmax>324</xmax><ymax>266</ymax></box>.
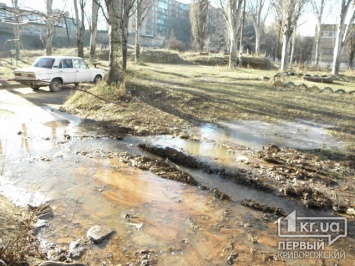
<box><xmin>93</xmin><ymin>75</ymin><xmax>102</xmax><ymax>84</ymax></box>
<box><xmin>49</xmin><ymin>78</ymin><xmax>62</xmax><ymax>92</ymax></box>
<box><xmin>31</xmin><ymin>86</ymin><xmax>40</xmax><ymax>90</ymax></box>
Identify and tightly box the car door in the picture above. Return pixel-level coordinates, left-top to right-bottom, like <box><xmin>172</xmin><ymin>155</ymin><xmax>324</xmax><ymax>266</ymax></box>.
<box><xmin>58</xmin><ymin>59</ymin><xmax>76</xmax><ymax>83</ymax></box>
<box><xmin>73</xmin><ymin>58</ymin><xmax>92</xmax><ymax>83</ymax></box>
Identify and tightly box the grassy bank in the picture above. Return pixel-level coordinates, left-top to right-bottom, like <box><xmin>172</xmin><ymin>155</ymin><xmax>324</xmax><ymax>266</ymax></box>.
<box><xmin>63</xmin><ymin>61</ymin><xmax>355</xmax><ymax>153</ymax></box>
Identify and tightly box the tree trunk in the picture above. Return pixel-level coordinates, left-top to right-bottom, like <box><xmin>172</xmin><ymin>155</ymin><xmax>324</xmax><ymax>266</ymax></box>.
<box><xmin>332</xmin><ymin>0</ymin><xmax>354</xmax><ymax>75</ymax></box>
<box><xmin>14</xmin><ymin>24</ymin><xmax>20</xmax><ymax>60</ymax></box>
<box><xmin>238</xmin><ymin>0</ymin><xmax>246</xmax><ymax>67</ymax></box>
<box><xmin>46</xmin><ymin>0</ymin><xmax>53</xmax><ymax>56</ymax></box>
<box><xmin>289</xmin><ymin>30</ymin><xmax>296</xmax><ymax>65</ymax></box>
<box><xmin>314</xmin><ymin>2</ymin><xmax>324</xmax><ymax>68</ymax></box>
<box><xmin>107</xmin><ymin>0</ymin><xmax>124</xmax><ymax>85</ymax></box>
<box><xmin>225</xmin><ymin>0</ymin><xmax>243</xmax><ymax>68</ymax></box>
<box><xmin>89</xmin><ymin>0</ymin><xmax>99</xmax><ymax>62</ymax></box>
<box><xmin>74</xmin><ymin>0</ymin><xmax>85</xmax><ymax>58</ymax></box>
<box><xmin>12</xmin><ymin>0</ymin><xmax>20</xmax><ymax>60</ymax></box>
<box><xmin>135</xmin><ymin>0</ymin><xmax>142</xmax><ymax>64</ymax></box>
<box><xmin>314</xmin><ymin>23</ymin><xmax>321</xmax><ymax>68</ymax></box>
<box><xmin>122</xmin><ymin>0</ymin><xmax>131</xmax><ymax>71</ymax></box>
<box><xmin>274</xmin><ymin>24</ymin><xmax>281</xmax><ymax>61</ymax></box>
<box><xmin>255</xmin><ymin>27</ymin><xmax>260</xmax><ymax>55</ymax></box>
<box><xmin>332</xmin><ymin>25</ymin><xmax>343</xmax><ymax>75</ymax></box>
<box><xmin>280</xmin><ymin>29</ymin><xmax>290</xmax><ymax>71</ymax></box>
<box><xmin>349</xmin><ymin>53</ymin><xmax>354</xmax><ymax>69</ymax></box>
<box><xmin>229</xmin><ymin>35</ymin><xmax>237</xmax><ymax>68</ymax></box>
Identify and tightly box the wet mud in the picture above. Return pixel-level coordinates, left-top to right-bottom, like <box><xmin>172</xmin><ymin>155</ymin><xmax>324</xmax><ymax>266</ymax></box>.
<box><xmin>136</xmin><ymin>143</ymin><xmax>353</xmax><ymax>211</ymax></box>
<box><xmin>1</xmin><ymin>103</ymin><xmax>354</xmax><ymax>265</ymax></box>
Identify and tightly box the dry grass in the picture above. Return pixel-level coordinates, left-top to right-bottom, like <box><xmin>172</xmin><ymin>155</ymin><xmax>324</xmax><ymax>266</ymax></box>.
<box><xmin>0</xmin><ymin>197</ymin><xmax>40</xmax><ymax>265</ymax></box>
<box><xmin>1</xmin><ymin>48</ymin><xmax>355</xmax><ymax>151</ymax></box>
<box><xmin>65</xmin><ymin>59</ymin><xmax>355</xmax><ymax>152</ymax></box>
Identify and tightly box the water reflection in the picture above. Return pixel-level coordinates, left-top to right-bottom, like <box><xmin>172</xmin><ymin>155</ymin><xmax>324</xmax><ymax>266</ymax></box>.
<box><xmin>0</xmin><ymin>116</ymin><xmax>353</xmax><ymax>265</ymax></box>
<box><xmin>21</xmin><ymin>123</ymin><xmax>30</xmax><ymax>152</ymax></box>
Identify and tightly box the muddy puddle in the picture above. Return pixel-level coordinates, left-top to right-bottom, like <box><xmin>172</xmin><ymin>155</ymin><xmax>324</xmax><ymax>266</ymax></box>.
<box><xmin>0</xmin><ymin>113</ymin><xmax>354</xmax><ymax>265</ymax></box>
<box><xmin>149</xmin><ymin>120</ymin><xmax>346</xmax><ymax>169</ymax></box>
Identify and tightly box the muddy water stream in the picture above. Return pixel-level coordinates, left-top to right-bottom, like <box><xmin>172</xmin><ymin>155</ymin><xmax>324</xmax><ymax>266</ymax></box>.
<box><xmin>0</xmin><ymin>108</ymin><xmax>354</xmax><ymax>265</ymax></box>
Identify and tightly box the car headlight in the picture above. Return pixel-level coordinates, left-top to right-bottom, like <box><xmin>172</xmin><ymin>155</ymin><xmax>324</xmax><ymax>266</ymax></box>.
<box><xmin>14</xmin><ymin>73</ymin><xmax>21</xmax><ymax>77</ymax></box>
<box><xmin>28</xmin><ymin>73</ymin><xmax>36</xmax><ymax>78</ymax></box>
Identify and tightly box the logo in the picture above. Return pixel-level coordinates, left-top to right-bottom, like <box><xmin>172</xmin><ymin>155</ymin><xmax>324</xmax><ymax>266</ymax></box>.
<box><xmin>278</xmin><ymin>210</ymin><xmax>347</xmax><ymax>246</ymax></box>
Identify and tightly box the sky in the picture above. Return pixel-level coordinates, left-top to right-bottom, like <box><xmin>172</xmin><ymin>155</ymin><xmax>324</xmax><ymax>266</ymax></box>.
<box><xmin>0</xmin><ymin>0</ymin><xmax>343</xmax><ymax>37</ymax></box>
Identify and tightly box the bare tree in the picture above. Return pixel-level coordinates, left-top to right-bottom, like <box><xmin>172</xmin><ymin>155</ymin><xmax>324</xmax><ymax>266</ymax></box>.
<box><xmin>89</xmin><ymin>0</ymin><xmax>100</xmax><ymax>61</ymax></box>
<box><xmin>238</xmin><ymin>0</ymin><xmax>246</xmax><ymax>67</ymax></box>
<box><xmin>346</xmin><ymin>33</ymin><xmax>355</xmax><ymax>69</ymax></box>
<box><xmin>247</xmin><ymin>0</ymin><xmax>269</xmax><ymax>55</ymax></box>
<box><xmin>311</xmin><ymin>0</ymin><xmax>326</xmax><ymax>68</ymax></box>
<box><xmin>135</xmin><ymin>0</ymin><xmax>143</xmax><ymax>63</ymax></box>
<box><xmin>135</xmin><ymin>0</ymin><xmax>152</xmax><ymax>63</ymax></box>
<box><xmin>190</xmin><ymin>0</ymin><xmax>209</xmax><ymax>52</ymax></box>
<box><xmin>45</xmin><ymin>0</ymin><xmax>53</xmax><ymax>56</ymax></box>
<box><xmin>218</xmin><ymin>0</ymin><xmax>244</xmax><ymax>68</ymax></box>
<box><xmin>272</xmin><ymin>0</ymin><xmax>307</xmax><ymax>71</ymax></box>
<box><xmin>103</xmin><ymin>0</ymin><xmax>124</xmax><ymax>84</ymax></box>
<box><xmin>11</xmin><ymin>0</ymin><xmax>21</xmax><ymax>60</ymax></box>
<box><xmin>289</xmin><ymin>28</ymin><xmax>296</xmax><ymax>64</ymax></box>
<box><xmin>74</xmin><ymin>0</ymin><xmax>86</xmax><ymax>58</ymax></box>
<box><xmin>122</xmin><ymin>0</ymin><xmax>134</xmax><ymax>70</ymax></box>
<box><xmin>332</xmin><ymin>0</ymin><xmax>355</xmax><ymax>75</ymax></box>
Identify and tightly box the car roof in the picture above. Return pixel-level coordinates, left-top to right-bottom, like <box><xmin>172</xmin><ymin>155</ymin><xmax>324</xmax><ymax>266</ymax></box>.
<box><xmin>37</xmin><ymin>56</ymin><xmax>84</xmax><ymax>60</ymax></box>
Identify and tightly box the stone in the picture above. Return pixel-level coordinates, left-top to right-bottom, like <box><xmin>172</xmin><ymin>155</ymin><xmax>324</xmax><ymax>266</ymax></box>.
<box><xmin>86</xmin><ymin>225</ymin><xmax>115</xmax><ymax>244</ymax></box>
<box><xmin>179</xmin><ymin>131</ymin><xmax>189</xmax><ymax>139</ymax></box>
<box><xmin>346</xmin><ymin>208</ymin><xmax>355</xmax><ymax>216</ymax></box>
<box><xmin>33</xmin><ymin>219</ymin><xmax>49</xmax><ymax>229</ymax></box>
<box><xmin>236</xmin><ymin>155</ymin><xmax>249</xmax><ymax>163</ymax></box>
<box><xmin>69</xmin><ymin>239</ymin><xmax>87</xmax><ymax>259</ymax></box>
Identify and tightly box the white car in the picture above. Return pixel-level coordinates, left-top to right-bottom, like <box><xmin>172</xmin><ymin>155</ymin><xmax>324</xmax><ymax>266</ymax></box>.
<box><xmin>14</xmin><ymin>56</ymin><xmax>105</xmax><ymax>91</ymax></box>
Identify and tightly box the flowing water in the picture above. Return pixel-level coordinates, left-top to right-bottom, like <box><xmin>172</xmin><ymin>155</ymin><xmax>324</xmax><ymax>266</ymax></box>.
<box><xmin>0</xmin><ymin>107</ymin><xmax>353</xmax><ymax>265</ymax></box>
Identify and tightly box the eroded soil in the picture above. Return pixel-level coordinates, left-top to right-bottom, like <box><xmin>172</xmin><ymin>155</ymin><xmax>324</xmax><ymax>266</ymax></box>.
<box><xmin>1</xmin><ymin>63</ymin><xmax>355</xmax><ymax>265</ymax></box>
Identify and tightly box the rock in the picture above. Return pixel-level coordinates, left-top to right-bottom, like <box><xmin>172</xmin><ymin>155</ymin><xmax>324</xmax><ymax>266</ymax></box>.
<box><xmin>272</xmin><ymin>80</ymin><xmax>285</xmax><ymax>88</ymax></box>
<box><xmin>227</xmin><ymin>253</ymin><xmax>238</xmax><ymax>265</ymax></box>
<box><xmin>236</xmin><ymin>155</ymin><xmax>249</xmax><ymax>163</ymax></box>
<box><xmin>69</xmin><ymin>239</ymin><xmax>87</xmax><ymax>259</ymax></box>
<box><xmin>211</xmin><ymin>188</ymin><xmax>230</xmax><ymax>200</ymax></box>
<box><xmin>346</xmin><ymin>208</ymin><xmax>355</xmax><ymax>216</ymax></box>
<box><xmin>33</xmin><ymin>219</ymin><xmax>49</xmax><ymax>229</ymax></box>
<box><xmin>284</xmin><ymin>81</ymin><xmax>296</xmax><ymax>88</ymax></box>
<box><xmin>179</xmin><ymin>131</ymin><xmax>189</xmax><ymax>139</ymax></box>
<box><xmin>267</xmin><ymin>144</ymin><xmax>281</xmax><ymax>153</ymax></box>
<box><xmin>86</xmin><ymin>225</ymin><xmax>115</xmax><ymax>244</ymax></box>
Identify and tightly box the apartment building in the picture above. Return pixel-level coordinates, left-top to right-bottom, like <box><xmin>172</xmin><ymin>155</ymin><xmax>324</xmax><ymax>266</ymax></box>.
<box><xmin>0</xmin><ymin>0</ymin><xmax>190</xmax><ymax>50</ymax></box>
<box><xmin>129</xmin><ymin>0</ymin><xmax>190</xmax><ymax>47</ymax></box>
<box><xmin>318</xmin><ymin>24</ymin><xmax>353</xmax><ymax>68</ymax></box>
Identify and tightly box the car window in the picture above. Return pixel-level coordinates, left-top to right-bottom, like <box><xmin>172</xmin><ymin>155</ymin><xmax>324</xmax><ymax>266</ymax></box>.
<box><xmin>59</xmin><ymin>59</ymin><xmax>73</xmax><ymax>69</ymax></box>
<box><xmin>33</xmin><ymin>58</ymin><xmax>55</xmax><ymax>68</ymax></box>
<box><xmin>73</xmin><ymin>59</ymin><xmax>88</xmax><ymax>69</ymax></box>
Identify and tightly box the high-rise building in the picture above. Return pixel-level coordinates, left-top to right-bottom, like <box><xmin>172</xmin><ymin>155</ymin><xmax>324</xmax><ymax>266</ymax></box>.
<box><xmin>128</xmin><ymin>0</ymin><xmax>190</xmax><ymax>47</ymax></box>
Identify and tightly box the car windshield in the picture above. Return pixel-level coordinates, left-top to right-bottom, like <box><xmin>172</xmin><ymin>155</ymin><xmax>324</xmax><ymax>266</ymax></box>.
<box><xmin>33</xmin><ymin>58</ymin><xmax>55</xmax><ymax>69</ymax></box>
